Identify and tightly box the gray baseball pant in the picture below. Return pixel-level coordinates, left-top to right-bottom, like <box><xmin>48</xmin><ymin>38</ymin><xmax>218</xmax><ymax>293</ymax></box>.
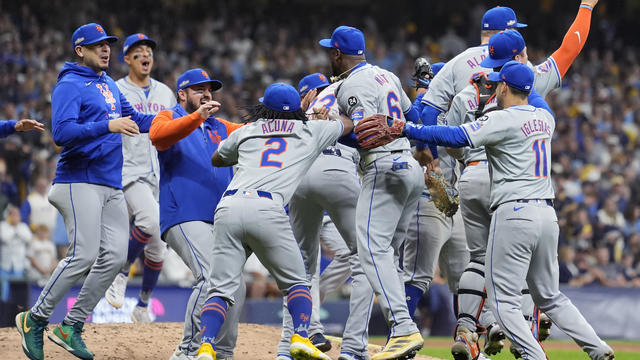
<box><xmin>164</xmin><ymin>221</ymin><xmax>244</xmax><ymax>358</ymax></box>
<box><xmin>31</xmin><ymin>183</ymin><xmax>128</xmax><ymax>324</ymax></box>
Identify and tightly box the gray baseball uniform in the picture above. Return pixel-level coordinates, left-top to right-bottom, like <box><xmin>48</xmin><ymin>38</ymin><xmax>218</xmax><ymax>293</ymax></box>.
<box><xmin>204</xmin><ymin>117</ymin><xmax>344</xmax><ymax>303</ymax></box>
<box><xmin>403</xmin><ymin>144</ymin><xmax>469</xmax><ymax>295</ymax></box>
<box><xmin>278</xmin><ymin>82</ymin><xmax>374</xmax><ymax>358</ymax></box>
<box><xmin>445</xmin><ymin>64</ymin><xmax>563</xmax><ymax>332</ymax></box>
<box><xmin>461</xmin><ymin>105</ymin><xmax>612</xmax><ymax>360</ymax></box>
<box><xmin>164</xmin><ymin>221</ymin><xmax>244</xmax><ymax>358</ymax></box>
<box><xmin>31</xmin><ymin>183</ymin><xmax>128</xmax><ymax>324</ymax></box>
<box><xmin>421</xmin><ymin>45</ymin><xmax>490</xmax><ymax>113</ymax></box>
<box><xmin>116</xmin><ymin>77</ymin><xmax>175</xmax><ymax>266</ymax></box>
<box><xmin>337</xmin><ymin>63</ymin><xmax>423</xmax><ymax>338</ymax></box>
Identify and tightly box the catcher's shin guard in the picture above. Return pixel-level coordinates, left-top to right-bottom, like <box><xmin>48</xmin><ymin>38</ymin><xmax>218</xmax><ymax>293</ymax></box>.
<box><xmin>456</xmin><ymin>260</ymin><xmax>486</xmax><ymax>331</ymax></box>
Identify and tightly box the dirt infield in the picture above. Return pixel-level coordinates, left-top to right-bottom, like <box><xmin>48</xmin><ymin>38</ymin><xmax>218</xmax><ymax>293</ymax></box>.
<box><xmin>0</xmin><ymin>322</ymin><xmax>444</xmax><ymax>360</ymax></box>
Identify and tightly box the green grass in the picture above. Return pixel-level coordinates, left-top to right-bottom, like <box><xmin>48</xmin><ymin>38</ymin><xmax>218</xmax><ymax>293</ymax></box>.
<box><xmin>370</xmin><ymin>336</ymin><xmax>640</xmax><ymax>360</ymax></box>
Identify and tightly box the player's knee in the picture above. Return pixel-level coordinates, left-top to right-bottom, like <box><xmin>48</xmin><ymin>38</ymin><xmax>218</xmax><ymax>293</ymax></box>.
<box><xmin>133</xmin><ymin>217</ymin><xmax>160</xmax><ymax>237</ymax></box>
<box><xmin>144</xmin><ymin>240</ymin><xmax>167</xmax><ymax>262</ymax></box>
<box><xmin>72</xmin><ymin>250</ymin><xmax>100</xmax><ymax>270</ymax></box>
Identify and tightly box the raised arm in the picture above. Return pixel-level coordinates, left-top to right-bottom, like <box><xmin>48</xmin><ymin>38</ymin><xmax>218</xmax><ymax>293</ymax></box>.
<box><xmin>551</xmin><ymin>1</ymin><xmax>598</xmax><ymax>78</ymax></box>
<box><xmin>149</xmin><ymin>101</ymin><xmax>220</xmax><ymax>151</ymax></box>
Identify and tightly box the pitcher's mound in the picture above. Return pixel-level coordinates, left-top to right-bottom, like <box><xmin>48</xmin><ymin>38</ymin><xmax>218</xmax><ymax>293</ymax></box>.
<box><xmin>0</xmin><ymin>322</ymin><xmax>443</xmax><ymax>359</ymax></box>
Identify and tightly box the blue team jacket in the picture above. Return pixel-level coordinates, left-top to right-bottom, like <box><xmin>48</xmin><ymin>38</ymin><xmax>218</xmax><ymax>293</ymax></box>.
<box><xmin>51</xmin><ymin>62</ymin><xmax>155</xmax><ymax>189</ymax></box>
<box><xmin>157</xmin><ymin>104</ymin><xmax>235</xmax><ymax>235</ymax></box>
<box><xmin>0</xmin><ymin>121</ymin><xmax>16</xmax><ymax>137</ymax></box>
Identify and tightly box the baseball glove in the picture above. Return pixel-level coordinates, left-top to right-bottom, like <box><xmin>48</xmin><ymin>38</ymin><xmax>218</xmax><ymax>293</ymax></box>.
<box><xmin>470</xmin><ymin>72</ymin><xmax>498</xmax><ymax>118</ymax></box>
<box><xmin>411</xmin><ymin>57</ymin><xmax>434</xmax><ymax>89</ymax></box>
<box><xmin>425</xmin><ymin>170</ymin><xmax>459</xmax><ymax>217</ymax></box>
<box><xmin>355</xmin><ymin>114</ymin><xmax>405</xmax><ymax>149</ymax></box>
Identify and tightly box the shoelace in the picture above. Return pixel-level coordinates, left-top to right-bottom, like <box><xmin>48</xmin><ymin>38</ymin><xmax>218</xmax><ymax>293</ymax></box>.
<box><xmin>71</xmin><ymin>323</ymin><xmax>89</xmax><ymax>347</ymax></box>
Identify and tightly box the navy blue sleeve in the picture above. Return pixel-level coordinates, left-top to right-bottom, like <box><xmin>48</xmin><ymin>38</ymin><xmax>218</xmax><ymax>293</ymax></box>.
<box><xmin>408</xmin><ymin>93</ymin><xmax>425</xmax><ymax>122</ymax></box>
<box><xmin>120</xmin><ymin>92</ymin><xmax>155</xmax><ymax>133</ymax></box>
<box><xmin>403</xmin><ymin>122</ymin><xmax>469</xmax><ymax>148</ymax></box>
<box><xmin>337</xmin><ymin>131</ymin><xmax>360</xmax><ymax>149</ymax></box>
<box><xmin>0</xmin><ymin>120</ymin><xmax>17</xmax><ymax>138</ymax></box>
<box><xmin>51</xmin><ymin>83</ymin><xmax>110</xmax><ymax>147</ymax></box>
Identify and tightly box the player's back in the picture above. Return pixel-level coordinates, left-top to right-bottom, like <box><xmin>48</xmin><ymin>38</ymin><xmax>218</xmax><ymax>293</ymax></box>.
<box><xmin>338</xmin><ymin>64</ymin><xmax>412</xmax><ymax>153</ymax></box>
<box><xmin>222</xmin><ymin>118</ymin><xmax>343</xmax><ymax>203</ymax></box>
<box><xmin>423</xmin><ymin>45</ymin><xmax>490</xmax><ymax>112</ymax></box>
<box><xmin>475</xmin><ymin>106</ymin><xmax>556</xmax><ymax>208</ymax></box>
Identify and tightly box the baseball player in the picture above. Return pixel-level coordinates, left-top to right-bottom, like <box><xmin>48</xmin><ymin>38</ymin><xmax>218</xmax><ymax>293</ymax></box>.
<box><xmin>195</xmin><ymin>82</ymin><xmax>353</xmax><ymax>360</ymax></box>
<box><xmin>277</xmin><ymin>73</ymin><xmax>375</xmax><ymax>360</ymax></box>
<box><xmin>320</xmin><ymin>25</ymin><xmax>425</xmax><ymax>360</ymax></box>
<box><xmin>15</xmin><ymin>23</ymin><xmax>157</xmax><ymax>360</ymax></box>
<box><xmin>105</xmin><ymin>32</ymin><xmax>176</xmax><ymax>323</ymax></box>
<box><xmin>148</xmin><ymin>68</ymin><xmax>245</xmax><ymax>360</ymax></box>
<box><xmin>375</xmin><ymin>60</ymin><xmax>615</xmax><ymax>360</ymax></box>
<box><xmin>441</xmin><ymin>2</ymin><xmax>600</xmax><ymax>356</ymax></box>
<box><xmin>403</xmin><ymin>62</ymin><xmax>470</xmax><ymax>327</ymax></box>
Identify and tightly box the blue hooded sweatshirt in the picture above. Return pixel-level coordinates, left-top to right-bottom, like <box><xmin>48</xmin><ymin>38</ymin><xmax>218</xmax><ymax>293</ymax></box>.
<box><xmin>51</xmin><ymin>62</ymin><xmax>155</xmax><ymax>189</ymax></box>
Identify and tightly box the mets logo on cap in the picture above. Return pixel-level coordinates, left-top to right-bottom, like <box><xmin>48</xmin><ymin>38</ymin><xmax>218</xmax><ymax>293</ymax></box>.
<box><xmin>201</xmin><ymin>71</ymin><xmax>209</xmax><ymax>79</ymax></box>
<box><xmin>96</xmin><ymin>25</ymin><xmax>104</xmax><ymax>34</ymax></box>
<box><xmin>489</xmin><ymin>45</ymin><xmax>495</xmax><ymax>57</ymax></box>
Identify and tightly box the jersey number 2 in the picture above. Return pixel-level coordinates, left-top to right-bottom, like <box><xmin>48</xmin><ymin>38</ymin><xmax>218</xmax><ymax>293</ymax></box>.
<box><xmin>260</xmin><ymin>137</ymin><xmax>287</xmax><ymax>168</ymax></box>
<box><xmin>532</xmin><ymin>139</ymin><xmax>548</xmax><ymax>177</ymax></box>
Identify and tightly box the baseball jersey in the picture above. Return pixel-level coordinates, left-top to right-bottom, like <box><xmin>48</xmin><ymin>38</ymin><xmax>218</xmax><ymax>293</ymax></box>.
<box><xmin>307</xmin><ymin>81</ymin><xmax>359</xmax><ymax>164</ymax></box>
<box><xmin>530</xmin><ymin>57</ymin><xmax>562</xmax><ymax>97</ymax></box>
<box><xmin>337</xmin><ymin>63</ymin><xmax>412</xmax><ymax>154</ymax></box>
<box><xmin>460</xmin><ymin>105</ymin><xmax>555</xmax><ymax>209</ymax></box>
<box><xmin>116</xmin><ymin>77</ymin><xmax>176</xmax><ymax>188</ymax></box>
<box><xmin>422</xmin><ymin>45</ymin><xmax>490</xmax><ymax>113</ymax></box>
<box><xmin>216</xmin><ymin>118</ymin><xmax>344</xmax><ymax>204</ymax></box>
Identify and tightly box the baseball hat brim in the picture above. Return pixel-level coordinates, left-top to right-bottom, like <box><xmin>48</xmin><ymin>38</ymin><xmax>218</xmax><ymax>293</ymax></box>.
<box><xmin>124</xmin><ymin>39</ymin><xmax>157</xmax><ymax>54</ymax></box>
<box><xmin>514</xmin><ymin>22</ymin><xmax>528</xmax><ymax>28</ymax></box>
<box><xmin>318</xmin><ymin>38</ymin><xmax>334</xmax><ymax>49</ymax></box>
<box><xmin>487</xmin><ymin>72</ymin><xmax>501</xmax><ymax>82</ymax></box>
<box><xmin>81</xmin><ymin>35</ymin><xmax>118</xmax><ymax>46</ymax></box>
<box><xmin>180</xmin><ymin>79</ymin><xmax>223</xmax><ymax>92</ymax></box>
<box><xmin>481</xmin><ymin>56</ymin><xmax>512</xmax><ymax>69</ymax></box>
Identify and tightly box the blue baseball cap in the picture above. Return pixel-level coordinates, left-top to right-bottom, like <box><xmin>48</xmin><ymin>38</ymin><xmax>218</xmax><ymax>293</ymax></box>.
<box><xmin>488</xmin><ymin>61</ymin><xmax>534</xmax><ymax>93</ymax></box>
<box><xmin>480</xmin><ymin>30</ymin><xmax>526</xmax><ymax>68</ymax></box>
<box><xmin>176</xmin><ymin>68</ymin><xmax>222</xmax><ymax>93</ymax></box>
<box><xmin>259</xmin><ymin>83</ymin><xmax>301</xmax><ymax>112</ymax></box>
<box><xmin>431</xmin><ymin>62</ymin><xmax>445</xmax><ymax>76</ymax></box>
<box><xmin>122</xmin><ymin>33</ymin><xmax>156</xmax><ymax>55</ymax></box>
<box><xmin>298</xmin><ymin>73</ymin><xmax>330</xmax><ymax>95</ymax></box>
<box><xmin>72</xmin><ymin>23</ymin><xmax>118</xmax><ymax>48</ymax></box>
<box><xmin>481</xmin><ymin>6</ymin><xmax>527</xmax><ymax>30</ymax></box>
<box><xmin>319</xmin><ymin>26</ymin><xmax>365</xmax><ymax>56</ymax></box>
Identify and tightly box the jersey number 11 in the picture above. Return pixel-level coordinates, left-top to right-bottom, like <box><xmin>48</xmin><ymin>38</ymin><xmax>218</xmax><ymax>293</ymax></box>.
<box><xmin>532</xmin><ymin>139</ymin><xmax>548</xmax><ymax>178</ymax></box>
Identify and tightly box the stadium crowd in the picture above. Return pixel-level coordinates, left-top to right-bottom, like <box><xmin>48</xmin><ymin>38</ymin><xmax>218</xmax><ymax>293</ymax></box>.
<box><xmin>1</xmin><ymin>0</ymin><xmax>640</xmax><ymax>303</ymax></box>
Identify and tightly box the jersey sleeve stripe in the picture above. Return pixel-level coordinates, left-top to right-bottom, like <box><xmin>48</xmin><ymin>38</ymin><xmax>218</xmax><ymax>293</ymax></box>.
<box><xmin>460</xmin><ymin>125</ymin><xmax>475</xmax><ymax>148</ymax></box>
<box><xmin>421</xmin><ymin>99</ymin><xmax>447</xmax><ymax>113</ymax></box>
<box><xmin>548</xmin><ymin>56</ymin><xmax>562</xmax><ymax>86</ymax></box>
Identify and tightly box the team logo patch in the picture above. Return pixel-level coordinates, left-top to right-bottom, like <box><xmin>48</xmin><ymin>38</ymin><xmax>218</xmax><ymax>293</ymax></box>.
<box><xmin>507</xmin><ymin>20</ymin><xmax>516</xmax><ymax>26</ymax></box>
<box><xmin>137</xmin><ymin>33</ymin><xmax>145</xmax><ymax>39</ymax></box>
<box><xmin>469</xmin><ymin>121</ymin><xmax>484</xmax><ymax>132</ymax></box>
<box><xmin>96</xmin><ymin>25</ymin><xmax>105</xmax><ymax>34</ymax></box>
<box><xmin>351</xmin><ymin>110</ymin><xmax>364</xmax><ymax>120</ymax></box>
<box><xmin>489</xmin><ymin>45</ymin><xmax>495</xmax><ymax>57</ymax></box>
<box><xmin>347</xmin><ymin>96</ymin><xmax>358</xmax><ymax>107</ymax></box>
<box><xmin>537</xmin><ymin>60</ymin><xmax>552</xmax><ymax>74</ymax></box>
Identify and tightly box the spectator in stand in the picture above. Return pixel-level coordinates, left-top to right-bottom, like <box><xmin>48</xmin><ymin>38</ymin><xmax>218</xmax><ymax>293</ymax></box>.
<box><xmin>620</xmin><ymin>252</ymin><xmax>640</xmax><ymax>287</ymax></box>
<box><xmin>20</xmin><ymin>176</ymin><xmax>57</xmax><ymax>230</ymax></box>
<box><xmin>597</xmin><ymin>198</ymin><xmax>627</xmax><ymax>233</ymax></box>
<box><xmin>592</xmin><ymin>246</ymin><xmax>627</xmax><ymax>287</ymax></box>
<box><xmin>0</xmin><ymin>157</ymin><xmax>18</xmax><ymax>209</ymax></box>
<box><xmin>0</xmin><ymin>205</ymin><xmax>31</xmax><ymax>301</ymax></box>
<box><xmin>26</xmin><ymin>224</ymin><xmax>57</xmax><ymax>286</ymax></box>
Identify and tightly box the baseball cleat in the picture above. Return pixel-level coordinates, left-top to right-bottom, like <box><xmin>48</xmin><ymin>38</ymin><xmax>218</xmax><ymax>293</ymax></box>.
<box><xmin>604</xmin><ymin>351</ymin><xmax>615</xmax><ymax>360</ymax></box>
<box><xmin>538</xmin><ymin>313</ymin><xmax>552</xmax><ymax>342</ymax></box>
<box><xmin>131</xmin><ymin>305</ymin><xmax>152</xmax><ymax>323</ymax></box>
<box><xmin>15</xmin><ymin>311</ymin><xmax>47</xmax><ymax>360</ymax></box>
<box><xmin>196</xmin><ymin>342</ymin><xmax>216</xmax><ymax>360</ymax></box>
<box><xmin>105</xmin><ymin>272</ymin><xmax>128</xmax><ymax>309</ymax></box>
<box><xmin>483</xmin><ymin>323</ymin><xmax>505</xmax><ymax>355</ymax></box>
<box><xmin>371</xmin><ymin>332</ymin><xmax>423</xmax><ymax>360</ymax></box>
<box><xmin>509</xmin><ymin>342</ymin><xmax>522</xmax><ymax>359</ymax></box>
<box><xmin>338</xmin><ymin>352</ymin><xmax>368</xmax><ymax>360</ymax></box>
<box><xmin>48</xmin><ymin>322</ymin><xmax>94</xmax><ymax>359</ymax></box>
<box><xmin>451</xmin><ymin>326</ymin><xmax>480</xmax><ymax>360</ymax></box>
<box><xmin>310</xmin><ymin>332</ymin><xmax>332</xmax><ymax>352</ymax></box>
<box><xmin>169</xmin><ymin>347</ymin><xmax>194</xmax><ymax>360</ymax></box>
<box><xmin>290</xmin><ymin>334</ymin><xmax>332</xmax><ymax>360</ymax></box>
<box><xmin>276</xmin><ymin>355</ymin><xmax>293</xmax><ymax>360</ymax></box>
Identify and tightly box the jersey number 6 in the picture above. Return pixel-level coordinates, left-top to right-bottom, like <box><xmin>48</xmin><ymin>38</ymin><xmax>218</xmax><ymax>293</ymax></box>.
<box><xmin>387</xmin><ymin>91</ymin><xmax>402</xmax><ymax>119</ymax></box>
<box><xmin>260</xmin><ymin>137</ymin><xmax>287</xmax><ymax>168</ymax></box>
